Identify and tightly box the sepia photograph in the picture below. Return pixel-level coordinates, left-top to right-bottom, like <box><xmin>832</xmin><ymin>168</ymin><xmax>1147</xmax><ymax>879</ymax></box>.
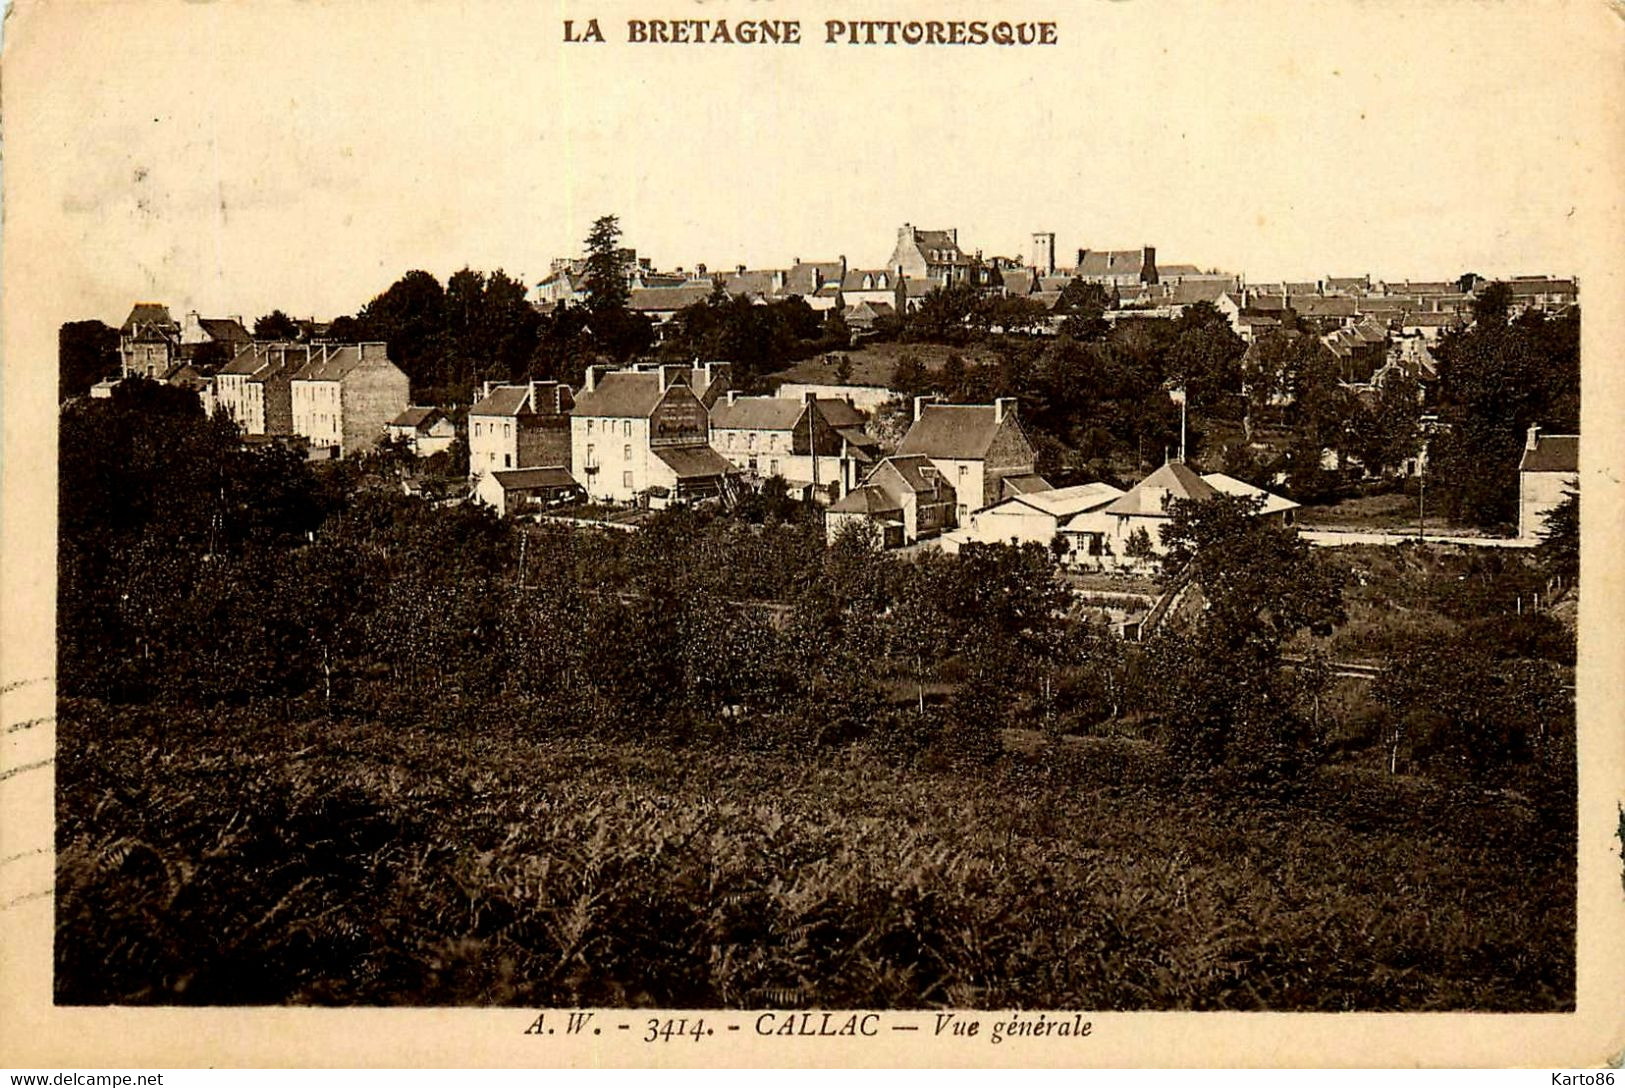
<box><xmin>3</xmin><ymin>0</ymin><xmax>1623</xmax><ymax>1068</ymax></box>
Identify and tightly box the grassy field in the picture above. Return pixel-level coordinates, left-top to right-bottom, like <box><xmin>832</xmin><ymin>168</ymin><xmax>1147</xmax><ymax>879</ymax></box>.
<box><xmin>1295</xmin><ymin>490</ymin><xmax>1489</xmax><ymax>536</ymax></box>
<box><xmin>56</xmin><ymin>697</ymin><xmax>1573</xmax><ymax>1010</ymax></box>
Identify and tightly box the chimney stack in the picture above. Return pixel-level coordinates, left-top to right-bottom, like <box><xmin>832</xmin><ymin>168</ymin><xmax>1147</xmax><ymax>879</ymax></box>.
<box><xmin>1527</xmin><ymin>424</ymin><xmax>1541</xmax><ymax>451</ymax></box>
<box><xmin>585</xmin><ymin>365</ymin><xmax>605</xmax><ymax>393</ymax></box>
<box><xmin>913</xmin><ymin>394</ymin><xmax>937</xmax><ymax>423</ymax></box>
<box><xmin>727</xmin><ymin>389</ymin><xmax>740</xmax><ymax>406</ymax></box>
<box><xmin>995</xmin><ymin>396</ymin><xmax>1017</xmax><ymax>424</ymax></box>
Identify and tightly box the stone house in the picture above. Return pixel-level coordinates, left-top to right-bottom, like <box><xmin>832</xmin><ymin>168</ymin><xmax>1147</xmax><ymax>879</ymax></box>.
<box><xmin>894</xmin><ymin>397</ymin><xmax>1038</xmax><ymax>521</ymax></box>
<box><xmin>1517</xmin><ymin>427</ymin><xmax>1578</xmax><ymax>540</ymax></box>
<box><xmin>569</xmin><ymin>365</ymin><xmax>736</xmax><ymax>505</ymax></box>
<box><xmin>289</xmin><ymin>342</ymin><xmax>410</xmax><ymax>457</ymax></box>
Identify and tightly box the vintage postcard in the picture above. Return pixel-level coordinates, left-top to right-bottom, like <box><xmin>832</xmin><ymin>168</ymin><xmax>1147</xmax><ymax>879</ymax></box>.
<box><xmin>2</xmin><ymin>0</ymin><xmax>1623</xmax><ymax>1069</ymax></box>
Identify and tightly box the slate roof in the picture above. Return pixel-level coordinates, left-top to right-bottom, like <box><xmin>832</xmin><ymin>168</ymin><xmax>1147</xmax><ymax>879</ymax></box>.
<box><xmin>198</xmin><ymin>317</ymin><xmax>251</xmax><ymax>343</ymax></box>
<box><xmin>292</xmin><ymin>344</ymin><xmax>391</xmax><ymax>381</ymax></box>
<box><xmin>654</xmin><ymin>444</ymin><xmax>736</xmax><ymax>479</ymax></box>
<box><xmin>815</xmin><ymin>399</ymin><xmax>867</xmax><ymax>429</ymax></box>
<box><xmin>724</xmin><ymin>270</ymin><xmax>784</xmax><ymax>297</ymax></box>
<box><xmin>1293</xmin><ymin>297</ymin><xmax>1357</xmax><ymax>318</ymax></box>
<box><xmin>1169</xmin><ymin>281</ymin><xmax>1229</xmax><ymax>306</ymax></box>
<box><xmin>827</xmin><ymin>485</ymin><xmax>903</xmax><ymax>516</ymax></box>
<box><xmin>1102</xmin><ymin>460</ymin><xmax>1218</xmax><ymax>517</ymax></box>
<box><xmin>842</xmin><ymin>269</ymin><xmax>893</xmax><ymax>292</ymax></box>
<box><xmin>1001</xmin><ymin>269</ymin><xmax>1037</xmax><ymax>296</ymax></box>
<box><xmin>876</xmin><ymin>454</ymin><xmax>954</xmax><ymax>496</ymax></box>
<box><xmin>571</xmin><ymin>371</ymin><xmax>668</xmax><ymax>418</ymax></box>
<box><xmin>1001</xmin><ymin>474</ymin><xmax>1053</xmax><ymax>497</ymax></box>
<box><xmin>1157</xmin><ymin>264</ymin><xmax>1203</xmax><ymax>278</ymax></box>
<box><xmin>1507</xmin><ymin>278</ymin><xmax>1577</xmax><ymax>297</ymax></box>
<box><xmin>121</xmin><ymin>303</ymin><xmax>176</xmax><ymax>334</ymax></box>
<box><xmin>628</xmin><ymin>285</ymin><xmax>714</xmax><ymax>312</ymax></box>
<box><xmin>836</xmin><ymin>428</ymin><xmax>878</xmax><ymax>460</ymax></box>
<box><xmin>470</xmin><ymin>386</ymin><xmax>533</xmax><ymax>417</ymax></box>
<box><xmin>909</xmin><ymin>229</ymin><xmax>972</xmax><ymax>263</ymax></box>
<box><xmin>710</xmin><ymin>397</ymin><xmax>806</xmax><ymax>432</ymax></box>
<box><xmin>1519</xmin><ymin>435</ymin><xmax>1579</xmax><ymax>473</ymax></box>
<box><xmin>786</xmin><ymin>261</ymin><xmax>845</xmax><ymax>296</ymax></box>
<box><xmin>493</xmin><ymin>467</ymin><xmax>579</xmax><ymax>491</ymax></box>
<box><xmin>896</xmin><ymin>403</ymin><xmax>1006</xmax><ymax>460</ymax></box>
<box><xmin>389</xmin><ymin>406</ymin><xmax>442</xmax><ymax>430</ymax></box>
<box><xmin>1076</xmin><ymin>250</ymin><xmax>1149</xmax><ymax>277</ymax></box>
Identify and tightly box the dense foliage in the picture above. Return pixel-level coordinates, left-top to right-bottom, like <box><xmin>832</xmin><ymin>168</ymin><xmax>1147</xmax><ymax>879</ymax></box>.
<box><xmin>59</xmin><ymin>319</ymin><xmax>121</xmax><ymax>400</ymax></box>
<box><xmin>54</xmin><ymin>290</ymin><xmax>1578</xmax><ymax>1011</ymax></box>
<box><xmin>57</xmin><ymin>706</ymin><xmax>1573</xmax><ymax>1008</ymax></box>
<box><xmin>1428</xmin><ymin>305</ymin><xmax>1580</xmax><ymax>528</ymax></box>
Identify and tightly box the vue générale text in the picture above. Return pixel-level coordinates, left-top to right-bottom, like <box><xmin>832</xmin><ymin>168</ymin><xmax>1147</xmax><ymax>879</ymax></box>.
<box><xmin>562</xmin><ymin>19</ymin><xmax>1059</xmax><ymax>46</ymax></box>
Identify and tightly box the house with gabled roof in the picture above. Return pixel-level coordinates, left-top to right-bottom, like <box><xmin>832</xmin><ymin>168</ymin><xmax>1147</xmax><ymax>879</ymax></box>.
<box><xmin>709</xmin><ymin>391</ymin><xmax>880</xmax><ymax>502</ymax></box>
<box><xmin>1518</xmin><ymin>426</ymin><xmax>1578</xmax><ymax>540</ymax></box>
<box><xmin>840</xmin><ymin>268</ymin><xmax>899</xmax><ymax>311</ymax></box>
<box><xmin>1066</xmin><ymin>461</ymin><xmax>1296</xmax><ymax>565</ymax></box>
<box><xmin>468</xmin><ymin>380</ymin><xmax>574</xmax><ymax>507</ymax></box>
<box><xmin>940</xmin><ymin>481</ymin><xmax>1124</xmax><ymax>562</ymax></box>
<box><xmin>484</xmin><ymin>467</ymin><xmax>584</xmax><ymax>518</ymax></box>
<box><xmin>785</xmin><ymin>258</ymin><xmax>847</xmax><ymax>298</ymax></box>
<box><xmin>628</xmin><ymin>284</ymin><xmax>716</xmax><ymax>328</ymax></box>
<box><xmin>570</xmin><ymin>365</ymin><xmax>737</xmax><ymax>505</ymax></box>
<box><xmin>179</xmin><ymin>311</ymin><xmax>252</xmax><ymax>359</ymax></box>
<box><xmin>216</xmin><ymin>342</ymin><xmax>311</xmax><ymax>436</ymax></box>
<box><xmin>894</xmin><ymin>397</ymin><xmax>1038</xmax><ymax>520</ymax></box>
<box><xmin>118</xmin><ymin>302</ymin><xmax>180</xmax><ymax>379</ymax></box>
<box><xmin>289</xmin><ymin>342</ymin><xmax>410</xmax><ymax>457</ymax></box>
<box><xmin>1073</xmin><ymin>246</ymin><xmax>1158</xmax><ymax>287</ymax></box>
<box><xmin>824</xmin><ymin>454</ymin><xmax>957</xmax><ymax>547</ymax></box>
<box><xmin>889</xmin><ymin>224</ymin><xmax>977</xmax><ymax>286</ymax></box>
<box><xmin>624</xmin><ymin>360</ymin><xmax>732</xmax><ymax>410</ymax></box>
<box><xmin>387</xmin><ymin>406</ymin><xmax>457</xmax><ymax>457</ymax></box>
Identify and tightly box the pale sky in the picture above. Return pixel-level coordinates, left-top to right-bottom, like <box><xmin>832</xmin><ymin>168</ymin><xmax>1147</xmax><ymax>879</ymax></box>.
<box><xmin>4</xmin><ymin>0</ymin><xmax>1622</xmax><ymax>329</ymax></box>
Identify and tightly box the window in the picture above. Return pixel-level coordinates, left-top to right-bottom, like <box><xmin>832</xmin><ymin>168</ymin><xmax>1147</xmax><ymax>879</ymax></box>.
<box><xmin>958</xmin><ymin>465</ymin><xmax>968</xmax><ymax>478</ymax></box>
<box><xmin>623</xmin><ymin>444</ymin><xmax>632</xmax><ymax>461</ymax></box>
<box><xmin>504</xmin><ymin>454</ymin><xmax>511</xmax><ymax>468</ymax></box>
<box><xmin>586</xmin><ymin>443</ymin><xmax>595</xmax><ymax>464</ymax></box>
<box><xmin>622</xmin><ymin>471</ymin><xmax>633</xmax><ymax>489</ymax></box>
<box><xmin>587</xmin><ymin>419</ymin><xmax>594</xmax><ymax>434</ymax></box>
<box><xmin>770</xmin><ymin>459</ymin><xmax>779</xmax><ymax>475</ymax></box>
<box><xmin>623</xmin><ymin>420</ymin><xmax>631</xmax><ymax>437</ymax></box>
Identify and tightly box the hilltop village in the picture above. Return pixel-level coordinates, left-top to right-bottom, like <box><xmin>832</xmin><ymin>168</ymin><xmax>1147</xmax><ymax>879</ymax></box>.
<box><xmin>65</xmin><ymin>219</ymin><xmax>1579</xmax><ymax>567</ymax></box>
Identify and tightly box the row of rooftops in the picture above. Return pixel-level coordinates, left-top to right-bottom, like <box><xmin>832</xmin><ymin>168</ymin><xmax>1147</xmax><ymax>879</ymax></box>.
<box><xmin>219</xmin><ymin>341</ymin><xmax>390</xmax><ymax>382</ymax></box>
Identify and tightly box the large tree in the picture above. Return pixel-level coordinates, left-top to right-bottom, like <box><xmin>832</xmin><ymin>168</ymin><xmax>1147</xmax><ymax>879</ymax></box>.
<box><xmin>58</xmin><ymin>320</ymin><xmax>121</xmax><ymax>400</ymax></box>
<box><xmin>582</xmin><ymin>214</ymin><xmax>630</xmax><ymax>316</ymax></box>
<box><xmin>1150</xmin><ymin>493</ymin><xmax>1346</xmax><ymax>776</ymax></box>
<box><xmin>253</xmin><ymin>310</ymin><xmax>301</xmax><ymax>341</ymax></box>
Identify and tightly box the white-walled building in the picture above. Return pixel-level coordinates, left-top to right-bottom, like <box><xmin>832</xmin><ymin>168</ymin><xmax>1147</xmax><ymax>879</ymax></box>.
<box><xmin>709</xmin><ymin>392</ymin><xmax>879</xmax><ymax>502</ymax></box>
<box><xmin>1517</xmin><ymin>427</ymin><xmax>1578</xmax><ymax>540</ymax></box>
<box><xmin>894</xmin><ymin>398</ymin><xmax>1041</xmax><ymax>521</ymax></box>
<box><xmin>289</xmin><ymin>342</ymin><xmax>410</xmax><ymax>457</ymax></box>
<box><xmin>569</xmin><ymin>365</ymin><xmax>736</xmax><ymax>505</ymax></box>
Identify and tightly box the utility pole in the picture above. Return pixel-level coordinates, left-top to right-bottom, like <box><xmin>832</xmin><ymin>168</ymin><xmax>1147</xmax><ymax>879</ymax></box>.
<box><xmin>1417</xmin><ymin>445</ymin><xmax>1426</xmax><ymax>543</ymax></box>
